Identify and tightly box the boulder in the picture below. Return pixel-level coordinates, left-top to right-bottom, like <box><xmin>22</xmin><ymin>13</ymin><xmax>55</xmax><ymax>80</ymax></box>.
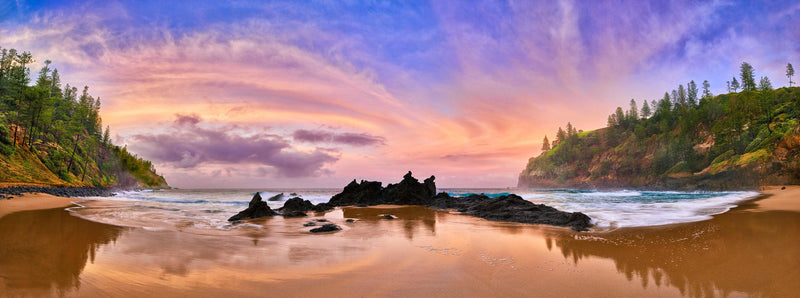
<box><xmin>227</xmin><ymin>193</ymin><xmax>278</xmax><ymax>221</ymax></box>
<box><xmin>278</xmin><ymin>197</ymin><xmax>315</xmax><ymax>214</ymax></box>
<box><xmin>310</xmin><ymin>224</ymin><xmax>341</xmax><ymax>233</ymax></box>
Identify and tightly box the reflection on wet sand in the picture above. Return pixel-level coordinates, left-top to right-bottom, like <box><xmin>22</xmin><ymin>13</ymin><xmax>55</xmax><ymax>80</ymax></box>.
<box><xmin>1</xmin><ymin>200</ymin><xmax>798</xmax><ymax>296</ymax></box>
<box><xmin>0</xmin><ymin>208</ymin><xmax>124</xmax><ymax>296</ymax></box>
<box><xmin>545</xmin><ymin>200</ymin><xmax>800</xmax><ymax>297</ymax></box>
<box><xmin>342</xmin><ymin>205</ymin><xmax>438</xmax><ymax>240</ymax></box>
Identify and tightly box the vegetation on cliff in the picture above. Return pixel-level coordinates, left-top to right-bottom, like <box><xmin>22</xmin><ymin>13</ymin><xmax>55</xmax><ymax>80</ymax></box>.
<box><xmin>0</xmin><ymin>46</ymin><xmax>167</xmax><ymax>188</ymax></box>
<box><xmin>520</xmin><ymin>62</ymin><xmax>800</xmax><ymax>189</ymax></box>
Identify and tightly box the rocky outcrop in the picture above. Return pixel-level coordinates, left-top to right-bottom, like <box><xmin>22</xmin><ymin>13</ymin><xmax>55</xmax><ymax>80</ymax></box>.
<box><xmin>228</xmin><ymin>172</ymin><xmax>593</xmax><ymax>231</ymax></box>
<box><xmin>326</xmin><ymin>172</ymin><xmax>592</xmax><ymax>231</ymax></box>
<box><xmin>431</xmin><ymin>193</ymin><xmax>592</xmax><ymax>231</ymax></box>
<box><xmin>328</xmin><ymin>171</ymin><xmax>437</xmax><ymax>206</ymax></box>
<box><xmin>227</xmin><ymin>193</ymin><xmax>278</xmax><ymax>221</ymax></box>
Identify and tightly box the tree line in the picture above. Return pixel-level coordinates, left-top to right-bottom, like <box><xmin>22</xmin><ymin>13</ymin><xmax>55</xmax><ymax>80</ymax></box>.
<box><xmin>0</xmin><ymin>46</ymin><xmax>162</xmax><ymax>186</ymax></box>
<box><xmin>532</xmin><ymin>61</ymin><xmax>799</xmax><ymax>180</ymax></box>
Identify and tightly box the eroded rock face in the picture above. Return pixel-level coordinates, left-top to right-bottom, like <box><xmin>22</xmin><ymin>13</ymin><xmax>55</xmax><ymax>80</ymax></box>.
<box><xmin>227</xmin><ymin>193</ymin><xmax>278</xmax><ymax>221</ymax></box>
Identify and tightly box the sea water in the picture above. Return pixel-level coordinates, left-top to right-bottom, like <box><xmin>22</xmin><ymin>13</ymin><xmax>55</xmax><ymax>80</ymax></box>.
<box><xmin>69</xmin><ymin>188</ymin><xmax>759</xmax><ymax>231</ymax></box>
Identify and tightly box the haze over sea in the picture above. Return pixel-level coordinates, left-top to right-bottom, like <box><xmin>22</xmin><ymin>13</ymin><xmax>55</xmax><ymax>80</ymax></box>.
<box><xmin>71</xmin><ymin>188</ymin><xmax>759</xmax><ymax>233</ymax></box>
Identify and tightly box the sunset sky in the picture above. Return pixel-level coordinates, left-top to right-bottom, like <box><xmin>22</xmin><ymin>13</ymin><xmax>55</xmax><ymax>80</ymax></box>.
<box><xmin>2</xmin><ymin>0</ymin><xmax>798</xmax><ymax>188</ymax></box>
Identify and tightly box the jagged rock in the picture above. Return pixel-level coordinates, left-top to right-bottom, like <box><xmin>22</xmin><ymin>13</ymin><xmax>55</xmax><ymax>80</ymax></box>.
<box><xmin>381</xmin><ymin>171</ymin><xmax>437</xmax><ymax>205</ymax></box>
<box><xmin>328</xmin><ymin>179</ymin><xmax>383</xmax><ymax>206</ymax></box>
<box><xmin>227</xmin><ymin>193</ymin><xmax>278</xmax><ymax>221</ymax></box>
<box><xmin>328</xmin><ymin>171</ymin><xmax>437</xmax><ymax>206</ymax></box>
<box><xmin>266</xmin><ymin>193</ymin><xmax>284</xmax><ymax>201</ymax></box>
<box><xmin>310</xmin><ymin>224</ymin><xmax>341</xmax><ymax>233</ymax></box>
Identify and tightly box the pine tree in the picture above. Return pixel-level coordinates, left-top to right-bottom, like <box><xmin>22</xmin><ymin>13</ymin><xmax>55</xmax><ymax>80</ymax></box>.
<box><xmin>740</xmin><ymin>62</ymin><xmax>756</xmax><ymax>91</ymax></box>
<box><xmin>788</xmin><ymin>63</ymin><xmax>795</xmax><ymax>87</ymax></box>
<box><xmin>759</xmin><ymin>76</ymin><xmax>773</xmax><ymax>91</ymax></box>
<box><xmin>687</xmin><ymin>80</ymin><xmax>698</xmax><ymax>107</ymax></box>
<box><xmin>628</xmin><ymin>99</ymin><xmax>638</xmax><ymax>121</ymax></box>
<box><xmin>731</xmin><ymin>77</ymin><xmax>740</xmax><ymax>92</ymax></box>
<box><xmin>640</xmin><ymin>100</ymin><xmax>651</xmax><ymax>119</ymax></box>
<box><xmin>702</xmin><ymin>80</ymin><xmax>712</xmax><ymax>98</ymax></box>
<box><xmin>541</xmin><ymin>135</ymin><xmax>550</xmax><ymax>152</ymax></box>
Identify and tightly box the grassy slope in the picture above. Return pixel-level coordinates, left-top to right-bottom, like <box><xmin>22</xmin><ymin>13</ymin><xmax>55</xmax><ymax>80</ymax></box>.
<box><xmin>0</xmin><ymin>142</ymin><xmax>168</xmax><ymax>189</ymax></box>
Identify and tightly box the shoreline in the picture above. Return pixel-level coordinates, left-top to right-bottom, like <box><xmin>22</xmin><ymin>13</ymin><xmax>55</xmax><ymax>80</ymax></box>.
<box><xmin>0</xmin><ymin>193</ymin><xmax>83</xmax><ymax>219</ymax></box>
<box><xmin>1</xmin><ymin>185</ymin><xmax>796</xmax><ymax>228</ymax></box>
<box><xmin>1</xmin><ymin>186</ymin><xmax>798</xmax><ymax>296</ymax></box>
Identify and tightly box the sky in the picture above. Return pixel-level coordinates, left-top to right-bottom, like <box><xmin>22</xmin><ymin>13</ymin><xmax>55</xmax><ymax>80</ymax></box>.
<box><xmin>1</xmin><ymin>0</ymin><xmax>798</xmax><ymax>188</ymax></box>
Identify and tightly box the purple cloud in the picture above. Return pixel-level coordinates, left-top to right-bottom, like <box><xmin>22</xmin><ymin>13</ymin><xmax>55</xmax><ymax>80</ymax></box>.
<box><xmin>129</xmin><ymin>116</ymin><xmax>339</xmax><ymax>178</ymax></box>
<box><xmin>293</xmin><ymin>129</ymin><xmax>386</xmax><ymax>146</ymax></box>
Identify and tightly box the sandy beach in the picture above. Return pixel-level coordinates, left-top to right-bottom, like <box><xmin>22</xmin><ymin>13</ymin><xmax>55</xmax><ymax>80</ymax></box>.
<box><xmin>0</xmin><ymin>193</ymin><xmax>80</xmax><ymax>219</ymax></box>
<box><xmin>1</xmin><ymin>187</ymin><xmax>799</xmax><ymax>297</ymax></box>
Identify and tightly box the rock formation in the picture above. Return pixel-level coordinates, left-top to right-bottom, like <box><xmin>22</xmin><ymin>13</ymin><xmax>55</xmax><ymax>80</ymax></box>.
<box><xmin>227</xmin><ymin>192</ymin><xmax>278</xmax><ymax>221</ymax></box>
<box><xmin>228</xmin><ymin>171</ymin><xmax>593</xmax><ymax>231</ymax></box>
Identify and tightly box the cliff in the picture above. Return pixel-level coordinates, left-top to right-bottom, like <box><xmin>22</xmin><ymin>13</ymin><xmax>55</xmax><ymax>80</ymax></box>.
<box><xmin>519</xmin><ymin>87</ymin><xmax>800</xmax><ymax>190</ymax></box>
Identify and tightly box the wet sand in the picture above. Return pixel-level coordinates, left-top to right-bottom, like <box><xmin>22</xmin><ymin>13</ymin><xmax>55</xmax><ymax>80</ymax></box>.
<box><xmin>1</xmin><ymin>188</ymin><xmax>799</xmax><ymax>297</ymax></box>
<box><xmin>0</xmin><ymin>193</ymin><xmax>80</xmax><ymax>218</ymax></box>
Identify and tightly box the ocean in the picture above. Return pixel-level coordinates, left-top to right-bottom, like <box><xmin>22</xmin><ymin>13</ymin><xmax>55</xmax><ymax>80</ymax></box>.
<box><xmin>68</xmin><ymin>188</ymin><xmax>760</xmax><ymax>233</ymax></box>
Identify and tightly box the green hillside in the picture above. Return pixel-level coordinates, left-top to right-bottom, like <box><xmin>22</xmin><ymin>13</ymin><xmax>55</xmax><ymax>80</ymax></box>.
<box><xmin>0</xmin><ymin>47</ymin><xmax>167</xmax><ymax>188</ymax></box>
<box><xmin>519</xmin><ymin>62</ymin><xmax>800</xmax><ymax>190</ymax></box>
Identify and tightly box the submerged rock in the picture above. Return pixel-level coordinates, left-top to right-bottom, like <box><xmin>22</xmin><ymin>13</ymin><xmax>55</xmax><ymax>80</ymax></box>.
<box><xmin>303</xmin><ymin>222</ymin><xmax>316</xmax><ymax>227</ymax></box>
<box><xmin>310</xmin><ymin>224</ymin><xmax>341</xmax><ymax>233</ymax></box>
<box><xmin>227</xmin><ymin>193</ymin><xmax>278</xmax><ymax>221</ymax></box>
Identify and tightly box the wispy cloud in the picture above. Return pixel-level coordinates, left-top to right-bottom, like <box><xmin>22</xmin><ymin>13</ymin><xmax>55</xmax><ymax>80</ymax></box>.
<box><xmin>1</xmin><ymin>0</ymin><xmax>797</xmax><ymax>187</ymax></box>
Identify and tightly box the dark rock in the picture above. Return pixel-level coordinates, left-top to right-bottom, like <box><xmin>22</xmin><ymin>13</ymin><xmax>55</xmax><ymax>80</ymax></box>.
<box><xmin>278</xmin><ymin>197</ymin><xmax>315</xmax><ymax>214</ymax></box>
<box><xmin>312</xmin><ymin>202</ymin><xmax>334</xmax><ymax>212</ymax></box>
<box><xmin>315</xmin><ymin>219</ymin><xmax>328</xmax><ymax>222</ymax></box>
<box><xmin>432</xmin><ymin>193</ymin><xmax>592</xmax><ymax>231</ymax></box>
<box><xmin>310</xmin><ymin>224</ymin><xmax>341</xmax><ymax>233</ymax></box>
<box><xmin>345</xmin><ymin>219</ymin><xmax>356</xmax><ymax>223</ymax></box>
<box><xmin>782</xmin><ymin>186</ymin><xmax>786</xmax><ymax>190</ymax></box>
<box><xmin>328</xmin><ymin>179</ymin><xmax>383</xmax><ymax>206</ymax></box>
<box><xmin>381</xmin><ymin>171</ymin><xmax>437</xmax><ymax>205</ymax></box>
<box><xmin>283</xmin><ymin>211</ymin><xmax>307</xmax><ymax>217</ymax></box>
<box><xmin>328</xmin><ymin>171</ymin><xmax>437</xmax><ymax>207</ymax></box>
<box><xmin>227</xmin><ymin>193</ymin><xmax>278</xmax><ymax>221</ymax></box>
<box><xmin>290</xmin><ymin>192</ymin><xmax>299</xmax><ymax>196</ymax></box>
<box><xmin>266</xmin><ymin>193</ymin><xmax>284</xmax><ymax>201</ymax></box>
<box><xmin>382</xmin><ymin>214</ymin><xmax>397</xmax><ymax>220</ymax></box>
<box><xmin>303</xmin><ymin>222</ymin><xmax>316</xmax><ymax>227</ymax></box>
<box><xmin>0</xmin><ymin>186</ymin><xmax>114</xmax><ymax>198</ymax></box>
